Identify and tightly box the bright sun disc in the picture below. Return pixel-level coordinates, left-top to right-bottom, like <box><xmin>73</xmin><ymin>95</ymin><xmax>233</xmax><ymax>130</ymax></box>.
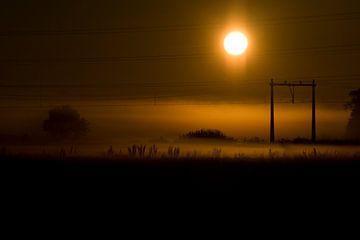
<box><xmin>224</xmin><ymin>31</ymin><xmax>248</xmax><ymax>56</ymax></box>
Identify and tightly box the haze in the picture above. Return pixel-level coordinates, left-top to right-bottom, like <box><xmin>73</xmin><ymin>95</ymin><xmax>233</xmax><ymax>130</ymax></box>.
<box><xmin>0</xmin><ymin>0</ymin><xmax>359</xmax><ymax>142</ymax></box>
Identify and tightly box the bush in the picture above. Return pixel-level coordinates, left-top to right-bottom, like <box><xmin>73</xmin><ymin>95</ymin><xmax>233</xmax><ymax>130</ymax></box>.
<box><xmin>183</xmin><ymin>129</ymin><xmax>234</xmax><ymax>141</ymax></box>
<box><xmin>43</xmin><ymin>106</ymin><xmax>89</xmax><ymax>140</ymax></box>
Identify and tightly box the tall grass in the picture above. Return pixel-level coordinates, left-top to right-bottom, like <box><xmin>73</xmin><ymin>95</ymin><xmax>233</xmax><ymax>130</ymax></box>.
<box><xmin>1</xmin><ymin>144</ymin><xmax>360</xmax><ymax>162</ymax></box>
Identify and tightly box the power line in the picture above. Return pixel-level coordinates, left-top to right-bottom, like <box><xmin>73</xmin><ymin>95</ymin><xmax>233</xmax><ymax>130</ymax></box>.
<box><xmin>254</xmin><ymin>43</ymin><xmax>360</xmax><ymax>55</ymax></box>
<box><xmin>0</xmin><ymin>82</ymin><xmax>257</xmax><ymax>89</ymax></box>
<box><xmin>0</xmin><ymin>100</ymin><xmax>350</xmax><ymax>109</ymax></box>
<box><xmin>0</xmin><ymin>92</ymin><xmax>219</xmax><ymax>101</ymax></box>
<box><xmin>1</xmin><ymin>11</ymin><xmax>360</xmax><ymax>37</ymax></box>
<box><xmin>0</xmin><ymin>75</ymin><xmax>359</xmax><ymax>90</ymax></box>
<box><xmin>0</xmin><ymin>43</ymin><xmax>359</xmax><ymax>66</ymax></box>
<box><xmin>0</xmin><ymin>53</ymin><xmax>215</xmax><ymax>64</ymax></box>
<box><xmin>250</xmin><ymin>11</ymin><xmax>360</xmax><ymax>26</ymax></box>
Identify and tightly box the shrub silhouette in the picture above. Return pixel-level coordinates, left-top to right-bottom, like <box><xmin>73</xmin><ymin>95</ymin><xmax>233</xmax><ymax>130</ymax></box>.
<box><xmin>184</xmin><ymin>129</ymin><xmax>234</xmax><ymax>141</ymax></box>
<box><xmin>168</xmin><ymin>146</ymin><xmax>180</xmax><ymax>158</ymax></box>
<box><xmin>43</xmin><ymin>106</ymin><xmax>89</xmax><ymax>140</ymax></box>
<box><xmin>127</xmin><ymin>144</ymin><xmax>148</xmax><ymax>158</ymax></box>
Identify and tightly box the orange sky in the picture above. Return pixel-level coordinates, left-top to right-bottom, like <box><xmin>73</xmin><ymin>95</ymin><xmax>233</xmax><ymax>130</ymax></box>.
<box><xmin>0</xmin><ymin>102</ymin><xmax>348</xmax><ymax>142</ymax></box>
<box><xmin>0</xmin><ymin>0</ymin><xmax>358</xmax><ymax>141</ymax></box>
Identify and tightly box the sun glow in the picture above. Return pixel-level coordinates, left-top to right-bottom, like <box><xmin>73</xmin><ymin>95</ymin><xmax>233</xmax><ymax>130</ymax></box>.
<box><xmin>224</xmin><ymin>31</ymin><xmax>248</xmax><ymax>56</ymax></box>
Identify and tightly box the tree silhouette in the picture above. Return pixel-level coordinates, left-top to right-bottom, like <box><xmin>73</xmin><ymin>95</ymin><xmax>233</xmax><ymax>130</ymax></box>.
<box><xmin>346</xmin><ymin>89</ymin><xmax>360</xmax><ymax>139</ymax></box>
<box><xmin>184</xmin><ymin>129</ymin><xmax>234</xmax><ymax>141</ymax></box>
<box><xmin>43</xmin><ymin>106</ymin><xmax>89</xmax><ymax>140</ymax></box>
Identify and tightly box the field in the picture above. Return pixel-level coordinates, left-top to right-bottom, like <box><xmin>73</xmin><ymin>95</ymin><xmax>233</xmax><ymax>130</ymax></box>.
<box><xmin>1</xmin><ymin>142</ymin><xmax>360</xmax><ymax>193</ymax></box>
<box><xmin>2</xmin><ymin>141</ymin><xmax>360</xmax><ymax>158</ymax></box>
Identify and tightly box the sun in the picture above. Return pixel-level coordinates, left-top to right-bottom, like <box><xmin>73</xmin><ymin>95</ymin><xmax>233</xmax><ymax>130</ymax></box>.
<box><xmin>224</xmin><ymin>31</ymin><xmax>248</xmax><ymax>56</ymax></box>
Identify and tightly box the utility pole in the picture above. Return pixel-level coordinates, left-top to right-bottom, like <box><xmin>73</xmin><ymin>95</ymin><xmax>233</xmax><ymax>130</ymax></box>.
<box><xmin>312</xmin><ymin>80</ymin><xmax>317</xmax><ymax>143</ymax></box>
<box><xmin>270</xmin><ymin>79</ymin><xmax>275</xmax><ymax>143</ymax></box>
<box><xmin>269</xmin><ymin>79</ymin><xmax>317</xmax><ymax>144</ymax></box>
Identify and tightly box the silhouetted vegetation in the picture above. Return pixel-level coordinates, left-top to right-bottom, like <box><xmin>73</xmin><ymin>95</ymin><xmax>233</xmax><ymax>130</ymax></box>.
<box><xmin>127</xmin><ymin>144</ymin><xmax>147</xmax><ymax>158</ymax></box>
<box><xmin>2</xmin><ymin>143</ymin><xmax>360</xmax><ymax>161</ymax></box>
<box><xmin>168</xmin><ymin>146</ymin><xmax>181</xmax><ymax>158</ymax></box>
<box><xmin>125</xmin><ymin>144</ymin><xmax>180</xmax><ymax>159</ymax></box>
<box><xmin>183</xmin><ymin>129</ymin><xmax>235</xmax><ymax>141</ymax></box>
<box><xmin>43</xmin><ymin>106</ymin><xmax>89</xmax><ymax>141</ymax></box>
<box><xmin>3</xmin><ymin>151</ymin><xmax>360</xmax><ymax>193</ymax></box>
<box><xmin>346</xmin><ymin>89</ymin><xmax>360</xmax><ymax>140</ymax></box>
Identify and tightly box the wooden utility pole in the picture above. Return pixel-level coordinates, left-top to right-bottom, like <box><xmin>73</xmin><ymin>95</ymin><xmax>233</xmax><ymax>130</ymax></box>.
<box><xmin>270</xmin><ymin>79</ymin><xmax>275</xmax><ymax>143</ymax></box>
<box><xmin>270</xmin><ymin>80</ymin><xmax>317</xmax><ymax>144</ymax></box>
<box><xmin>312</xmin><ymin>80</ymin><xmax>317</xmax><ymax>143</ymax></box>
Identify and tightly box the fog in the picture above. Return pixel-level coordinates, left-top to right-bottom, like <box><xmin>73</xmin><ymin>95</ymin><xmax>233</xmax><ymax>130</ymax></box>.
<box><xmin>0</xmin><ymin>102</ymin><xmax>349</xmax><ymax>143</ymax></box>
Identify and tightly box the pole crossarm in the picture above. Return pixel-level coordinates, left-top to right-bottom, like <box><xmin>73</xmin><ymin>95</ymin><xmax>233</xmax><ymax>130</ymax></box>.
<box><xmin>272</xmin><ymin>82</ymin><xmax>316</xmax><ymax>87</ymax></box>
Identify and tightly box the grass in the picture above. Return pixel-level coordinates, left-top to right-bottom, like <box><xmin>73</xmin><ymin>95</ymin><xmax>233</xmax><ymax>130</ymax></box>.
<box><xmin>1</xmin><ymin>143</ymin><xmax>360</xmax><ymax>162</ymax></box>
<box><xmin>1</xmin><ymin>145</ymin><xmax>360</xmax><ymax>194</ymax></box>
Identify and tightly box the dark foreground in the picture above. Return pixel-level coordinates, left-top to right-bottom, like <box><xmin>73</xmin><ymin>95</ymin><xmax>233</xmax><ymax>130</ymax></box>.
<box><xmin>1</xmin><ymin>155</ymin><xmax>360</xmax><ymax>195</ymax></box>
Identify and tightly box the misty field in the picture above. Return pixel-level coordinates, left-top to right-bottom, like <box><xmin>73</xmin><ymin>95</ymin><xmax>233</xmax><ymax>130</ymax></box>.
<box><xmin>2</xmin><ymin>142</ymin><xmax>360</xmax><ymax>193</ymax></box>
<box><xmin>2</xmin><ymin>142</ymin><xmax>360</xmax><ymax>160</ymax></box>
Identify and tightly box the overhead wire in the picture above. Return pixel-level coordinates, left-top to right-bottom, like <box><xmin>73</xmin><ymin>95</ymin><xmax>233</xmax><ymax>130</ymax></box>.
<box><xmin>1</xmin><ymin>11</ymin><xmax>360</xmax><ymax>36</ymax></box>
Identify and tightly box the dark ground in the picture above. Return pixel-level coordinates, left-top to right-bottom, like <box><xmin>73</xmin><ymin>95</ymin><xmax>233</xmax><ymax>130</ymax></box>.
<box><xmin>1</xmin><ymin>155</ymin><xmax>360</xmax><ymax>196</ymax></box>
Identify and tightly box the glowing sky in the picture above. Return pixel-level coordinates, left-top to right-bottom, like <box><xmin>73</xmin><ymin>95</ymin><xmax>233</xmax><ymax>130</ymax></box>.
<box><xmin>0</xmin><ymin>0</ymin><xmax>359</xmax><ymax>139</ymax></box>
